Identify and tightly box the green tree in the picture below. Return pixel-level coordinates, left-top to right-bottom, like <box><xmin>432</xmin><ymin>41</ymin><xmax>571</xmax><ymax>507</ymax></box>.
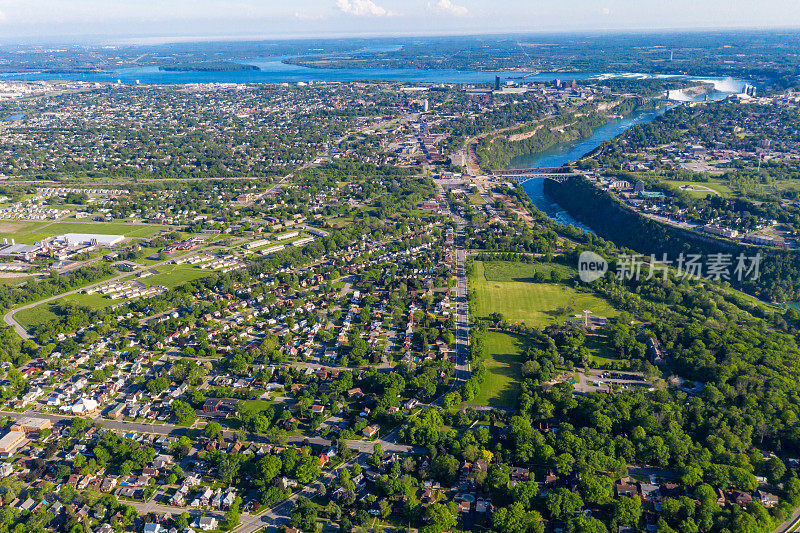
<box><xmin>295</xmin><ymin>457</ymin><xmax>322</xmax><ymax>484</ymax></box>
<box><xmin>546</xmin><ymin>488</ymin><xmax>584</xmax><ymax>521</ymax></box>
<box><xmin>614</xmin><ymin>496</ymin><xmax>642</xmax><ymax>526</ymax></box>
<box><xmin>421</xmin><ymin>503</ymin><xmax>457</xmax><ymax>533</ymax></box>
<box><xmin>204</xmin><ymin>422</ymin><xmax>223</xmax><ymax>441</ymax></box>
<box><xmin>172</xmin><ymin>400</ymin><xmax>196</xmax><ymax>426</ymax></box>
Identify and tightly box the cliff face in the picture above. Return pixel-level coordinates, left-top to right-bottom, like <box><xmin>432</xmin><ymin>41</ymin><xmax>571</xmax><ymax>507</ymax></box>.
<box><xmin>543</xmin><ymin>176</ymin><xmax>737</xmax><ymax>257</ymax></box>
<box><xmin>542</xmin><ymin>176</ymin><xmax>800</xmax><ymax>301</ymax></box>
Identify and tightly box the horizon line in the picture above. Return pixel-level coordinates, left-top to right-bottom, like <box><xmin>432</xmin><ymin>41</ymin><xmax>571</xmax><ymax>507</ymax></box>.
<box><xmin>2</xmin><ymin>25</ymin><xmax>800</xmax><ymax>47</ymax></box>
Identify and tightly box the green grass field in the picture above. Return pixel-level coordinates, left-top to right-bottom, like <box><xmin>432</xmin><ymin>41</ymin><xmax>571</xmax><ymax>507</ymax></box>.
<box><xmin>14</xmin><ymin>306</ymin><xmax>58</xmax><ymax>329</ymax></box>
<box><xmin>143</xmin><ymin>265</ymin><xmax>211</xmax><ymax>288</ymax></box>
<box><xmin>584</xmin><ymin>336</ymin><xmax>629</xmax><ymax>369</ymax></box>
<box><xmin>467</xmin><ymin>193</ymin><xmax>487</xmax><ymax>206</ymax></box>
<box><xmin>481</xmin><ymin>260</ymin><xmax>576</xmax><ymax>283</ymax></box>
<box><xmin>470</xmin><ymin>331</ymin><xmax>525</xmax><ymax>408</ymax></box>
<box><xmin>239</xmin><ymin>399</ymin><xmax>282</xmax><ymax>417</ymax></box>
<box><xmin>0</xmin><ymin>276</ymin><xmax>33</xmax><ymax>287</ymax></box>
<box><xmin>14</xmin><ymin>290</ymin><xmax>125</xmax><ymax>329</ymax></box>
<box><xmin>471</xmin><ymin>261</ymin><xmax>618</xmax><ymax>328</ymax></box>
<box><xmin>661</xmin><ymin>179</ymin><xmax>733</xmax><ymax>198</ymax></box>
<box><xmin>0</xmin><ymin>221</ymin><xmax>161</xmax><ymax>244</ymax></box>
<box><xmin>16</xmin><ymin>264</ymin><xmax>211</xmax><ymax>329</ymax></box>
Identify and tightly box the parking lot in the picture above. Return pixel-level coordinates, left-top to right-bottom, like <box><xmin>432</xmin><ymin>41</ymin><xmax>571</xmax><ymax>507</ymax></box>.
<box><xmin>574</xmin><ymin>368</ymin><xmax>653</xmax><ymax>394</ymax></box>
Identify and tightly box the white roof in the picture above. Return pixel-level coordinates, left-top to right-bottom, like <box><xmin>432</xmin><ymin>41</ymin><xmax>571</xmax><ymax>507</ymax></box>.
<box><xmin>71</xmin><ymin>398</ymin><xmax>98</xmax><ymax>413</ymax></box>
<box><xmin>62</xmin><ymin>233</ymin><xmax>125</xmax><ymax>246</ymax></box>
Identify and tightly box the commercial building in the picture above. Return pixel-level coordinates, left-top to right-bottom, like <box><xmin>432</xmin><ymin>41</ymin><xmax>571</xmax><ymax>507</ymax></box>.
<box><xmin>0</xmin><ymin>431</ymin><xmax>27</xmax><ymax>455</ymax></box>
<box><xmin>10</xmin><ymin>417</ymin><xmax>52</xmax><ymax>434</ymax></box>
<box><xmin>60</xmin><ymin>233</ymin><xmax>125</xmax><ymax>247</ymax></box>
<box><xmin>0</xmin><ymin>243</ymin><xmax>42</xmax><ymax>260</ymax></box>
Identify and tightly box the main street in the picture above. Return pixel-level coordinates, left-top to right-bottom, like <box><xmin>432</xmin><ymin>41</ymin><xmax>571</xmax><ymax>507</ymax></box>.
<box><xmin>452</xmin><ymin>217</ymin><xmax>471</xmax><ymax>387</ymax></box>
<box><xmin>431</xmin><ymin>197</ymin><xmax>471</xmax><ymax>405</ymax></box>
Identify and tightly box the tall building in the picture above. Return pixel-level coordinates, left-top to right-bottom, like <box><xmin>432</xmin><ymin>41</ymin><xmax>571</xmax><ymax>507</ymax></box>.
<box><xmin>495</xmin><ymin>76</ymin><xmax>501</xmax><ymax>91</ymax></box>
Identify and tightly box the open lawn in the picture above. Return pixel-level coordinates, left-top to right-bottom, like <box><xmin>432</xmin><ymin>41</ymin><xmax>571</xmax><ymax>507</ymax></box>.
<box><xmin>470</xmin><ymin>331</ymin><xmax>525</xmax><ymax>408</ymax></box>
<box><xmin>471</xmin><ymin>261</ymin><xmax>618</xmax><ymax>328</ymax></box>
<box><xmin>584</xmin><ymin>336</ymin><xmax>629</xmax><ymax>369</ymax></box>
<box><xmin>143</xmin><ymin>265</ymin><xmax>211</xmax><ymax>288</ymax></box>
<box><xmin>481</xmin><ymin>260</ymin><xmax>576</xmax><ymax>283</ymax></box>
<box><xmin>661</xmin><ymin>179</ymin><xmax>733</xmax><ymax>198</ymax></box>
<box><xmin>239</xmin><ymin>399</ymin><xmax>282</xmax><ymax>417</ymax></box>
<box><xmin>16</xmin><ymin>265</ymin><xmax>212</xmax><ymax>329</ymax></box>
<box><xmin>0</xmin><ymin>221</ymin><xmax>162</xmax><ymax>244</ymax></box>
<box><xmin>15</xmin><ymin>290</ymin><xmax>125</xmax><ymax>329</ymax></box>
<box><xmin>14</xmin><ymin>306</ymin><xmax>58</xmax><ymax>329</ymax></box>
<box><xmin>0</xmin><ymin>275</ymin><xmax>34</xmax><ymax>287</ymax></box>
<box><xmin>467</xmin><ymin>193</ymin><xmax>487</xmax><ymax>206</ymax></box>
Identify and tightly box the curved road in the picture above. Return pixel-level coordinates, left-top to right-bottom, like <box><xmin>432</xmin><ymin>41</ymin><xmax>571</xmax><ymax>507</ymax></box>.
<box><xmin>3</xmin><ymin>248</ymin><xmax>213</xmax><ymax>342</ymax></box>
<box><xmin>3</xmin><ymin>269</ymin><xmax>143</xmax><ymax>341</ymax></box>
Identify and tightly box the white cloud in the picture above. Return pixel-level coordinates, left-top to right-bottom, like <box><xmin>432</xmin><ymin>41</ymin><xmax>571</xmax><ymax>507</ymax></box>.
<box><xmin>0</xmin><ymin>10</ymin><xmax>6</xmax><ymax>23</ymax></box>
<box><xmin>602</xmin><ymin>7</ymin><xmax>612</xmax><ymax>15</ymax></box>
<box><xmin>335</xmin><ymin>0</ymin><xmax>393</xmax><ymax>17</ymax></box>
<box><xmin>429</xmin><ymin>0</ymin><xmax>469</xmax><ymax>17</ymax></box>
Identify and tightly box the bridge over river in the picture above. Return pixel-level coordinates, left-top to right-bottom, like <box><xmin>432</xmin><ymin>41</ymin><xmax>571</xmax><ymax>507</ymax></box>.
<box><xmin>490</xmin><ymin>166</ymin><xmax>584</xmax><ymax>184</ymax></box>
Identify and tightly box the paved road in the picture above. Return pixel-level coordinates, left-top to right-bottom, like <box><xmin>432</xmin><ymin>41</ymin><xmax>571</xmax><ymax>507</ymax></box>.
<box><xmin>453</xmin><ymin>218</ymin><xmax>471</xmax><ymax>385</ymax></box>
<box><xmin>242</xmin><ymin>456</ymin><xmax>362</xmax><ymax>533</ymax></box>
<box><xmin>0</xmin><ymin>409</ymin><xmax>412</xmax><ymax>454</ymax></box>
<box><xmin>774</xmin><ymin>506</ymin><xmax>800</xmax><ymax>533</ymax></box>
<box><xmin>433</xmin><ymin>210</ymin><xmax>471</xmax><ymax>406</ymax></box>
<box><xmin>130</xmin><ymin>454</ymin><xmax>363</xmax><ymax>533</ymax></box>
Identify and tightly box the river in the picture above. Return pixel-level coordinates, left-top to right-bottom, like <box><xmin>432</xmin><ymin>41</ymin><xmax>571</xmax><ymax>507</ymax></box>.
<box><xmin>0</xmin><ymin>113</ymin><xmax>26</xmax><ymax>122</ymax></box>
<box><xmin>509</xmin><ymin>85</ymin><xmax>744</xmax><ymax>230</ymax></box>
<box><xmin>0</xmin><ymin>55</ymin><xmax>747</xmax><ymax>89</ymax></box>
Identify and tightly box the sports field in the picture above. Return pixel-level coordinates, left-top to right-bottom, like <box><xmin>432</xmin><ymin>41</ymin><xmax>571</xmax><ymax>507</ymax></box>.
<box><xmin>470</xmin><ymin>331</ymin><xmax>524</xmax><ymax>408</ymax></box>
<box><xmin>471</xmin><ymin>260</ymin><xmax>618</xmax><ymax>328</ymax></box>
<box><xmin>0</xmin><ymin>220</ymin><xmax>161</xmax><ymax>244</ymax></box>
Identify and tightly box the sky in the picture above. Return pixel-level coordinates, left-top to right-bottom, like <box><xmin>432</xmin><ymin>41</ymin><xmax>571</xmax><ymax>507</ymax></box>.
<box><xmin>0</xmin><ymin>0</ymin><xmax>799</xmax><ymax>42</ymax></box>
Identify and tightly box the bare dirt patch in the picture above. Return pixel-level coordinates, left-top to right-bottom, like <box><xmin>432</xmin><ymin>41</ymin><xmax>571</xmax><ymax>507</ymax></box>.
<box><xmin>0</xmin><ymin>221</ymin><xmax>31</xmax><ymax>233</ymax></box>
<box><xmin>493</xmin><ymin>193</ymin><xmax>536</xmax><ymax>227</ymax></box>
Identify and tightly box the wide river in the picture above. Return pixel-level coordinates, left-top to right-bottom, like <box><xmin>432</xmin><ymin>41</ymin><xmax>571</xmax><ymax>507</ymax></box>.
<box><xmin>510</xmin><ymin>84</ymin><xmax>744</xmax><ymax>229</ymax></box>
<box><xmin>1</xmin><ymin>55</ymin><xmax>746</xmax><ymax>90</ymax></box>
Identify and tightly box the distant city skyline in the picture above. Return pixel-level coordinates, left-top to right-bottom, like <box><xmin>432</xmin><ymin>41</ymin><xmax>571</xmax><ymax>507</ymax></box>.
<box><xmin>0</xmin><ymin>0</ymin><xmax>800</xmax><ymax>42</ymax></box>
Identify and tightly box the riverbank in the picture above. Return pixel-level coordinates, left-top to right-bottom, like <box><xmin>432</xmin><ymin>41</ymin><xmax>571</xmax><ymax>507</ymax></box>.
<box><xmin>477</xmin><ymin>111</ymin><xmax>610</xmax><ymax>170</ymax></box>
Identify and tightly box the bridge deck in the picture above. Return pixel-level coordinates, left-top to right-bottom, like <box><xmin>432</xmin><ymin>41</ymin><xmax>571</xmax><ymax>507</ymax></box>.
<box><xmin>489</xmin><ymin>170</ymin><xmax>583</xmax><ymax>184</ymax></box>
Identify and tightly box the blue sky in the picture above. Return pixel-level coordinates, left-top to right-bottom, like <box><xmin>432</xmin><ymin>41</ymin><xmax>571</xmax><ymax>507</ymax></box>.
<box><xmin>1</xmin><ymin>0</ymin><xmax>799</xmax><ymax>41</ymax></box>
